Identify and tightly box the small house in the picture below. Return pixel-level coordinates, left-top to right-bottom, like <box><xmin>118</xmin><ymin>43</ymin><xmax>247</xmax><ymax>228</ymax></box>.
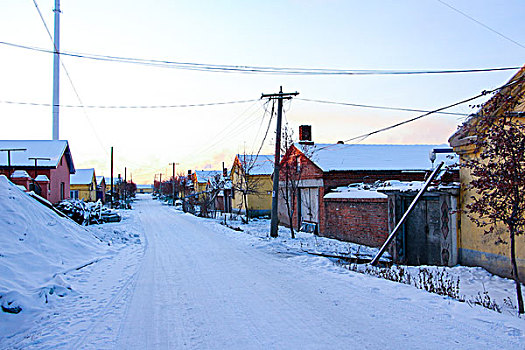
<box><xmin>278</xmin><ymin>126</ymin><xmax>456</xmax><ymax>240</ymax></box>
<box><xmin>96</xmin><ymin>176</ymin><xmax>106</xmax><ymax>203</ymax></box>
<box><xmin>70</xmin><ymin>168</ymin><xmax>97</xmax><ymax>202</ymax></box>
<box><xmin>136</xmin><ymin>184</ymin><xmax>154</xmax><ymax>194</ymax></box>
<box><xmin>231</xmin><ymin>154</ymin><xmax>274</xmax><ymax>217</ymax></box>
<box><xmin>0</xmin><ymin>140</ymin><xmax>75</xmax><ymax>203</ymax></box>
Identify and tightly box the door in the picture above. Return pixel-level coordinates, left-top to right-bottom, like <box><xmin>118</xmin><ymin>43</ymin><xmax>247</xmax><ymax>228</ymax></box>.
<box><xmin>300</xmin><ymin>187</ymin><xmax>319</xmax><ymax>224</ymax></box>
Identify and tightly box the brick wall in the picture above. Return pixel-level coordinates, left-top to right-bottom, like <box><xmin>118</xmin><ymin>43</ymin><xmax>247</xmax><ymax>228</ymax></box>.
<box><xmin>323</xmin><ymin>197</ymin><xmax>388</xmax><ymax>247</ymax></box>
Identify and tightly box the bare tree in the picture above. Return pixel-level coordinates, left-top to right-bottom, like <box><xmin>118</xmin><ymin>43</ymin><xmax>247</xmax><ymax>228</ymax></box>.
<box><xmin>233</xmin><ymin>152</ymin><xmax>265</xmax><ymax>224</ymax></box>
<box><xmin>278</xmin><ymin>124</ymin><xmax>310</xmax><ymax>238</ymax></box>
<box><xmin>464</xmin><ymin>114</ymin><xmax>525</xmax><ymax>314</ymax></box>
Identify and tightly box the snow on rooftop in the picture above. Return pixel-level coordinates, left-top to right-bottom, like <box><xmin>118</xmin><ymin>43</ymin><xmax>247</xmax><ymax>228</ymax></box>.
<box><xmin>95</xmin><ymin>176</ymin><xmax>105</xmax><ymax>185</ymax></box>
<box><xmin>136</xmin><ymin>184</ymin><xmax>153</xmax><ymax>189</ymax></box>
<box><xmin>324</xmin><ymin>189</ymin><xmax>387</xmax><ymax>199</ymax></box>
<box><xmin>11</xmin><ymin>170</ymin><xmax>30</xmax><ymax>179</ymax></box>
<box><xmin>296</xmin><ymin>143</ymin><xmax>457</xmax><ymax>172</ymax></box>
<box><xmin>195</xmin><ymin>170</ymin><xmax>221</xmax><ymax>183</ymax></box>
<box><xmin>70</xmin><ymin>168</ymin><xmax>95</xmax><ymax>185</ymax></box>
<box><xmin>236</xmin><ymin>154</ymin><xmax>274</xmax><ymax>175</ymax></box>
<box><xmin>34</xmin><ymin>175</ymin><xmax>49</xmax><ymax>182</ymax></box>
<box><xmin>0</xmin><ymin>140</ymin><xmax>72</xmax><ymax>170</ymax></box>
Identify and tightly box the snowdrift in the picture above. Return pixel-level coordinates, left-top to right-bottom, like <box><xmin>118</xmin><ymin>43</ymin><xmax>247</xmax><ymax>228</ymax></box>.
<box><xmin>0</xmin><ymin>175</ymin><xmax>105</xmax><ymax>327</ymax></box>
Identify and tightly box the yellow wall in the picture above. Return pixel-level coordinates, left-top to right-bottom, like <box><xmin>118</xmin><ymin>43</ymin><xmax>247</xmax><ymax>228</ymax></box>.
<box><xmin>195</xmin><ymin>182</ymin><xmax>207</xmax><ymax>194</ymax></box>
<box><xmin>453</xmin><ymin>123</ymin><xmax>525</xmax><ymax>281</ymax></box>
<box><xmin>231</xmin><ymin>164</ymin><xmax>272</xmax><ymax>216</ymax></box>
<box><xmin>70</xmin><ymin>182</ymin><xmax>97</xmax><ymax>202</ymax></box>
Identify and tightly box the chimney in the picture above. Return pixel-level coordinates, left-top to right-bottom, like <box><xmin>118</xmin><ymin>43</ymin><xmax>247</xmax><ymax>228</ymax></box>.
<box><xmin>299</xmin><ymin>125</ymin><xmax>314</xmax><ymax>145</ymax></box>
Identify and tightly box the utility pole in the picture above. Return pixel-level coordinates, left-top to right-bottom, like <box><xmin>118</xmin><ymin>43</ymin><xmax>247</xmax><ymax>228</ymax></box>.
<box><xmin>110</xmin><ymin>146</ymin><xmax>114</xmax><ymax>208</ymax></box>
<box><xmin>52</xmin><ymin>0</ymin><xmax>61</xmax><ymax>140</ymax></box>
<box><xmin>124</xmin><ymin>167</ymin><xmax>127</xmax><ymax>203</ymax></box>
<box><xmin>159</xmin><ymin>173</ymin><xmax>163</xmax><ymax>196</ymax></box>
<box><xmin>261</xmin><ymin>86</ymin><xmax>299</xmax><ymax>238</ymax></box>
<box><xmin>170</xmin><ymin>162</ymin><xmax>179</xmax><ymax>205</ymax></box>
<box><xmin>0</xmin><ymin>148</ymin><xmax>26</xmax><ymax>176</ymax></box>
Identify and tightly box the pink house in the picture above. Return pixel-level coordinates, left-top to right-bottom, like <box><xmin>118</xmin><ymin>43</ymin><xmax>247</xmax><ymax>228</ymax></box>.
<box><xmin>0</xmin><ymin>140</ymin><xmax>75</xmax><ymax>204</ymax></box>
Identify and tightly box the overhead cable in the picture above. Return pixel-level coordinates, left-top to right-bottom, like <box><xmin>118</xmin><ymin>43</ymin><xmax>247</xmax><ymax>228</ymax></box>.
<box><xmin>318</xmin><ymin>76</ymin><xmax>525</xmax><ymax>150</ymax></box>
<box><xmin>0</xmin><ymin>99</ymin><xmax>258</xmax><ymax>109</ymax></box>
<box><xmin>0</xmin><ymin>41</ymin><xmax>520</xmax><ymax>76</ymax></box>
<box><xmin>297</xmin><ymin>98</ymin><xmax>468</xmax><ymax>116</ymax></box>
<box><xmin>436</xmin><ymin>0</ymin><xmax>525</xmax><ymax>50</ymax></box>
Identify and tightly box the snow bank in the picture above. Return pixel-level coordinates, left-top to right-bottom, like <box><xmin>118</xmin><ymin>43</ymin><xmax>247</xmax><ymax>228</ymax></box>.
<box><xmin>0</xmin><ymin>175</ymin><xmax>106</xmax><ymax>335</ymax></box>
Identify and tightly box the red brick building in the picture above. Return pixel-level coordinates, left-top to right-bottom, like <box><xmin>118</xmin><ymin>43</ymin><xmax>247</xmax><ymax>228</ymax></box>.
<box><xmin>0</xmin><ymin>140</ymin><xmax>75</xmax><ymax>203</ymax></box>
<box><xmin>278</xmin><ymin>138</ymin><xmax>451</xmax><ymax>246</ymax></box>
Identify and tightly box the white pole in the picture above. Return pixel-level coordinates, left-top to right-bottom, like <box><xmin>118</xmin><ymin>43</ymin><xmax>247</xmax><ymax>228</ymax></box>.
<box><xmin>52</xmin><ymin>0</ymin><xmax>61</xmax><ymax>140</ymax></box>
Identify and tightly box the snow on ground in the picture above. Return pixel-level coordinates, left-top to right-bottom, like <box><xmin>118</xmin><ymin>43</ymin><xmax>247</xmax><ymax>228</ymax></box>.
<box><xmin>2</xmin><ymin>193</ymin><xmax>524</xmax><ymax>349</ymax></box>
<box><xmin>185</xmin><ymin>210</ymin><xmax>524</xmax><ymax>317</ymax></box>
<box><xmin>0</xmin><ymin>176</ymin><xmax>143</xmax><ymax>344</ymax></box>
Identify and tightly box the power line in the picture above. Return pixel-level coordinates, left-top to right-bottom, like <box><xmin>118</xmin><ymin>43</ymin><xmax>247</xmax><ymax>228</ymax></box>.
<box><xmin>179</xmin><ymin>100</ymin><xmax>265</xmax><ymax>164</ymax></box>
<box><xmin>437</xmin><ymin>0</ymin><xmax>525</xmax><ymax>50</ymax></box>
<box><xmin>252</xmin><ymin>100</ymin><xmax>276</xmax><ymax>159</ymax></box>
<box><xmin>0</xmin><ymin>98</ymin><xmax>258</xmax><ymax>109</ymax></box>
<box><xmin>318</xmin><ymin>76</ymin><xmax>524</xmax><ymax>150</ymax></box>
<box><xmin>0</xmin><ymin>40</ymin><xmax>521</xmax><ymax>76</ymax></box>
<box><xmin>296</xmin><ymin>98</ymin><xmax>468</xmax><ymax>116</ymax></box>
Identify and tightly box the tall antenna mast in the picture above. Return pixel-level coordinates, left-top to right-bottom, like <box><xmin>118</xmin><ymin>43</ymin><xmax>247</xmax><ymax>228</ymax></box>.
<box><xmin>52</xmin><ymin>0</ymin><xmax>61</xmax><ymax>140</ymax></box>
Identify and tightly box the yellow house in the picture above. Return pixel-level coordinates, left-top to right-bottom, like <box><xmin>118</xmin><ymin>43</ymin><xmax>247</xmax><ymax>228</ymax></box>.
<box><xmin>231</xmin><ymin>154</ymin><xmax>273</xmax><ymax>217</ymax></box>
<box><xmin>70</xmin><ymin>168</ymin><xmax>97</xmax><ymax>202</ymax></box>
<box><xmin>192</xmin><ymin>170</ymin><xmax>221</xmax><ymax>197</ymax></box>
<box><xmin>449</xmin><ymin>65</ymin><xmax>525</xmax><ymax>280</ymax></box>
<box><xmin>136</xmin><ymin>184</ymin><xmax>154</xmax><ymax>194</ymax></box>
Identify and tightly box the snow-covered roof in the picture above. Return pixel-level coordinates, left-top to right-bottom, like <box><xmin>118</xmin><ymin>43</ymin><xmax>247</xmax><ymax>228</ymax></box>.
<box><xmin>11</xmin><ymin>170</ymin><xmax>31</xmax><ymax>178</ymax></box>
<box><xmin>195</xmin><ymin>170</ymin><xmax>221</xmax><ymax>183</ymax></box>
<box><xmin>235</xmin><ymin>154</ymin><xmax>274</xmax><ymax>175</ymax></box>
<box><xmin>70</xmin><ymin>168</ymin><xmax>95</xmax><ymax>185</ymax></box>
<box><xmin>136</xmin><ymin>184</ymin><xmax>153</xmax><ymax>189</ymax></box>
<box><xmin>96</xmin><ymin>176</ymin><xmax>105</xmax><ymax>185</ymax></box>
<box><xmin>0</xmin><ymin>140</ymin><xmax>75</xmax><ymax>173</ymax></box>
<box><xmin>35</xmin><ymin>175</ymin><xmax>50</xmax><ymax>182</ymax></box>
<box><xmin>296</xmin><ymin>143</ymin><xmax>457</xmax><ymax>172</ymax></box>
<box><xmin>324</xmin><ymin>189</ymin><xmax>387</xmax><ymax>199</ymax></box>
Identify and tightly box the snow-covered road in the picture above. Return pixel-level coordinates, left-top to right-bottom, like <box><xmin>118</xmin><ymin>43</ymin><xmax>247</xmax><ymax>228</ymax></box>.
<box><xmin>4</xmin><ymin>195</ymin><xmax>523</xmax><ymax>349</ymax></box>
<box><xmin>116</xmin><ymin>198</ymin><xmax>522</xmax><ymax>349</ymax></box>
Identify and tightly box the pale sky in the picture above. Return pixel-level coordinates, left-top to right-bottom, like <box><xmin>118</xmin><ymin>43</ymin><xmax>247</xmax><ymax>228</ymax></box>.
<box><xmin>1</xmin><ymin>0</ymin><xmax>524</xmax><ymax>183</ymax></box>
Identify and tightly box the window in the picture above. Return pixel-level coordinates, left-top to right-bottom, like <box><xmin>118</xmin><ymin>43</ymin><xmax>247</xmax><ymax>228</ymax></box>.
<box><xmin>60</xmin><ymin>182</ymin><xmax>65</xmax><ymax>200</ymax></box>
<box><xmin>70</xmin><ymin>190</ymin><xmax>79</xmax><ymax>199</ymax></box>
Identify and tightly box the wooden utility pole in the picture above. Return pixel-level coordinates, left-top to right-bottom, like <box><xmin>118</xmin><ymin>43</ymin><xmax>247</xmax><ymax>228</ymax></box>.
<box><xmin>110</xmin><ymin>146</ymin><xmax>114</xmax><ymax>208</ymax></box>
<box><xmin>124</xmin><ymin>167</ymin><xmax>127</xmax><ymax>202</ymax></box>
<box><xmin>261</xmin><ymin>86</ymin><xmax>299</xmax><ymax>238</ymax></box>
<box><xmin>170</xmin><ymin>162</ymin><xmax>179</xmax><ymax>205</ymax></box>
<box><xmin>159</xmin><ymin>173</ymin><xmax>163</xmax><ymax>195</ymax></box>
